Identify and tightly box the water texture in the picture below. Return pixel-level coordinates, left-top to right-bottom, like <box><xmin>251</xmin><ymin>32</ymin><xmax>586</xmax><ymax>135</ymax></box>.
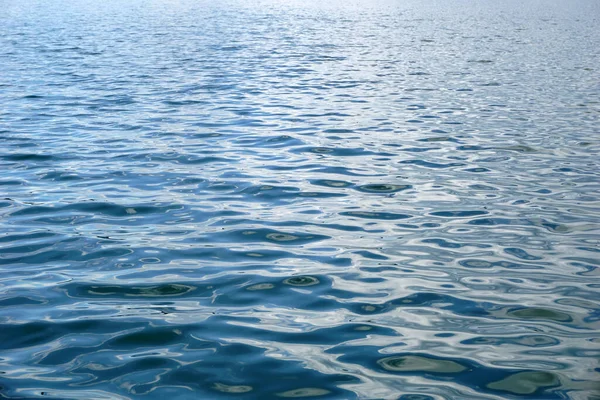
<box><xmin>1</xmin><ymin>0</ymin><xmax>599</xmax><ymax>398</ymax></box>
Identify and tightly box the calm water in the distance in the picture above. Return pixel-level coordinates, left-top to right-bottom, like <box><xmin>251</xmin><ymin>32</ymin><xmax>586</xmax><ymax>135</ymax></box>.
<box><xmin>1</xmin><ymin>0</ymin><xmax>599</xmax><ymax>399</ymax></box>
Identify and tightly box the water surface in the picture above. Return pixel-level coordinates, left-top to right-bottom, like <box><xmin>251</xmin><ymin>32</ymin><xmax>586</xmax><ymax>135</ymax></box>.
<box><xmin>1</xmin><ymin>0</ymin><xmax>600</xmax><ymax>398</ymax></box>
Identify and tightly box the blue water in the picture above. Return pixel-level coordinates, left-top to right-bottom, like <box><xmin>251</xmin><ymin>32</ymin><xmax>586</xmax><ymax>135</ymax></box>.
<box><xmin>1</xmin><ymin>0</ymin><xmax>600</xmax><ymax>398</ymax></box>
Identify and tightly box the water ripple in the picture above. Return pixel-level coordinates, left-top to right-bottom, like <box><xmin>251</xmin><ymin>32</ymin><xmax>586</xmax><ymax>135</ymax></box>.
<box><xmin>1</xmin><ymin>0</ymin><xmax>599</xmax><ymax>398</ymax></box>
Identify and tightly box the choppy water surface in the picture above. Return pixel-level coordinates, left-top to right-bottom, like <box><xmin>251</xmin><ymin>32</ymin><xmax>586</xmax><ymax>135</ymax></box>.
<box><xmin>1</xmin><ymin>0</ymin><xmax>600</xmax><ymax>398</ymax></box>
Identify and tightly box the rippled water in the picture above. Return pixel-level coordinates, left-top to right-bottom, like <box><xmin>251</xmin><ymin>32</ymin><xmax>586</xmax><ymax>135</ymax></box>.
<box><xmin>1</xmin><ymin>0</ymin><xmax>600</xmax><ymax>398</ymax></box>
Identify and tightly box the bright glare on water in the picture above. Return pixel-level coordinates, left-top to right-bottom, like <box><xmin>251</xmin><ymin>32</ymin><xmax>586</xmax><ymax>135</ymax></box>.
<box><xmin>1</xmin><ymin>0</ymin><xmax>599</xmax><ymax>399</ymax></box>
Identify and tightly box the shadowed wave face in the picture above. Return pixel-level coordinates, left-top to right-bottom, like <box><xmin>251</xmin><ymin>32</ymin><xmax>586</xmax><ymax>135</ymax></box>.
<box><xmin>1</xmin><ymin>0</ymin><xmax>599</xmax><ymax>398</ymax></box>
